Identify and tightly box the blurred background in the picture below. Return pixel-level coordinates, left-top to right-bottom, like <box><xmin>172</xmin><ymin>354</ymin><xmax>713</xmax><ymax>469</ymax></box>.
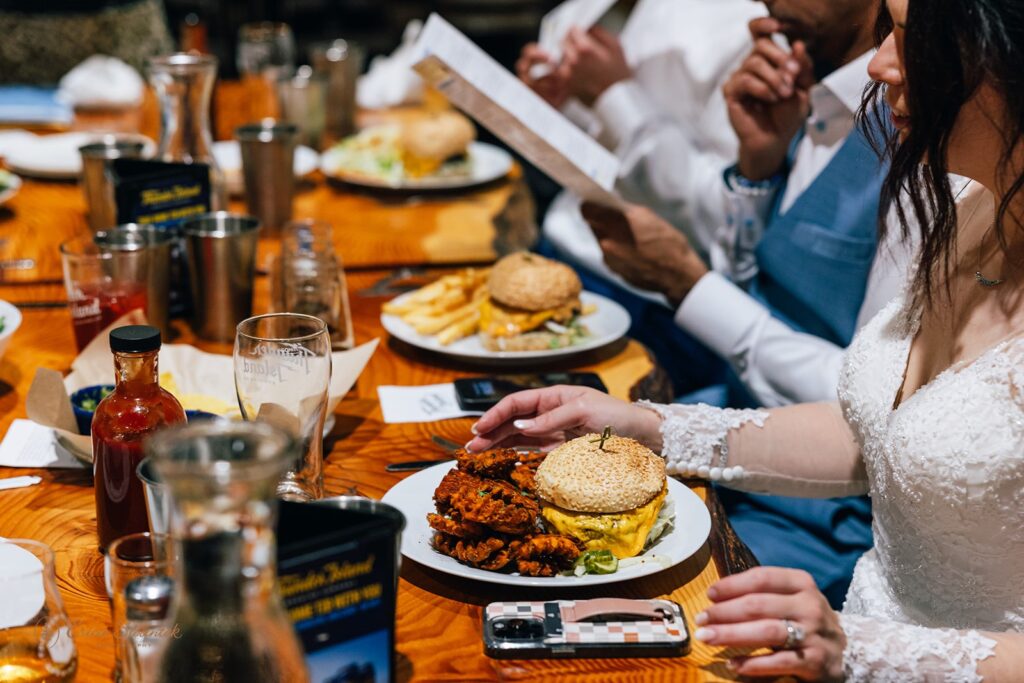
<box><xmin>164</xmin><ymin>0</ymin><xmax>561</xmax><ymax>76</ymax></box>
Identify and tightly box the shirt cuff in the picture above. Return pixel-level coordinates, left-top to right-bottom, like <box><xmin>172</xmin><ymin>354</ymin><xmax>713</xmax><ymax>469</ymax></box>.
<box><xmin>592</xmin><ymin>78</ymin><xmax>654</xmax><ymax>150</ymax></box>
<box><xmin>674</xmin><ymin>271</ymin><xmax>769</xmax><ymax>367</ymax></box>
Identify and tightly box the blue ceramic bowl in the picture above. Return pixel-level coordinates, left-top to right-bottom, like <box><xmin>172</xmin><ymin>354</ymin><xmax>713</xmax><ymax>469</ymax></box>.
<box><xmin>70</xmin><ymin>384</ymin><xmax>115</xmax><ymax>436</ymax></box>
<box><xmin>185</xmin><ymin>410</ymin><xmax>221</xmax><ymax>423</ymax></box>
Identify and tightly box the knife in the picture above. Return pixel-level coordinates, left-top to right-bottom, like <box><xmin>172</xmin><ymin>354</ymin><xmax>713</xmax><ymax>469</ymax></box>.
<box><xmin>384</xmin><ymin>434</ymin><xmax>464</xmax><ymax>472</ymax></box>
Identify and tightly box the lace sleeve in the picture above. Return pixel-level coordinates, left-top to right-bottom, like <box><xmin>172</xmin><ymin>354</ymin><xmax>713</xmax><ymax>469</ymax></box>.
<box><xmin>637</xmin><ymin>400</ymin><xmax>869</xmax><ymax>498</ymax></box>
<box><xmin>840</xmin><ymin>614</ymin><xmax>997</xmax><ymax>683</ymax></box>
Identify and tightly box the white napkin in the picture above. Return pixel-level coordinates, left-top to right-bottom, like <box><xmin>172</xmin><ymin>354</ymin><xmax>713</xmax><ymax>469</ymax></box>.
<box><xmin>357</xmin><ymin>20</ymin><xmax>426</xmax><ymax>109</ymax></box>
<box><xmin>0</xmin><ymin>419</ymin><xmax>85</xmax><ymax>469</ymax></box>
<box><xmin>377</xmin><ymin>383</ymin><xmax>483</xmax><ymax>424</ymax></box>
<box><xmin>57</xmin><ymin>55</ymin><xmax>144</xmax><ymax>109</ymax></box>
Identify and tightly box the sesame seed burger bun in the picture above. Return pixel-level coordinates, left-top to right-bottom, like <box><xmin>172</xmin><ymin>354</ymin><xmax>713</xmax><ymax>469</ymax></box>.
<box><xmin>534</xmin><ymin>434</ymin><xmax>666</xmax><ymax>513</ymax></box>
<box><xmin>488</xmin><ymin>252</ymin><xmax>582</xmax><ymax>312</ymax></box>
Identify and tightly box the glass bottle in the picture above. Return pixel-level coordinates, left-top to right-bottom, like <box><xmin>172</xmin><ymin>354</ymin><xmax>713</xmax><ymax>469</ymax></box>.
<box><xmin>145</xmin><ymin>421</ymin><xmax>309</xmax><ymax>683</ymax></box>
<box><xmin>146</xmin><ymin>53</ymin><xmax>227</xmax><ymax>210</ymax></box>
<box><xmin>93</xmin><ymin>325</ymin><xmax>186</xmax><ymax>553</ymax></box>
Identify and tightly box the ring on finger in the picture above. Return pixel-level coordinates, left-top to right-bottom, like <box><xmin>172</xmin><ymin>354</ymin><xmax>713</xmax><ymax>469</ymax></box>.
<box><xmin>780</xmin><ymin>619</ymin><xmax>805</xmax><ymax>650</ymax></box>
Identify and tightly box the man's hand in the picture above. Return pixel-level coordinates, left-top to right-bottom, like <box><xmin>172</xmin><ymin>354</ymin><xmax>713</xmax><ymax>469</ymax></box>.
<box><xmin>723</xmin><ymin>17</ymin><xmax>815</xmax><ymax>180</ymax></box>
<box><xmin>582</xmin><ymin>202</ymin><xmax>708</xmax><ymax>308</ymax></box>
<box><xmin>515</xmin><ymin>43</ymin><xmax>569</xmax><ymax>108</ymax></box>
<box><xmin>560</xmin><ymin>26</ymin><xmax>632</xmax><ymax>106</ymax></box>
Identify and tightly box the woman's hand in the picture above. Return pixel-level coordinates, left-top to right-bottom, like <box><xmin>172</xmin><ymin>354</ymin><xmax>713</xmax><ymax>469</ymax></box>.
<box><xmin>465</xmin><ymin>386</ymin><xmax>663</xmax><ymax>453</ymax></box>
<box><xmin>695</xmin><ymin>567</ymin><xmax>845</xmax><ymax>681</ymax></box>
<box><xmin>515</xmin><ymin>43</ymin><xmax>569</xmax><ymax>108</ymax></box>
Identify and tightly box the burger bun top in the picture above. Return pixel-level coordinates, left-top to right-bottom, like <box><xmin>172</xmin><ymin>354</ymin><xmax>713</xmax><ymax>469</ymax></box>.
<box><xmin>488</xmin><ymin>252</ymin><xmax>582</xmax><ymax>312</ymax></box>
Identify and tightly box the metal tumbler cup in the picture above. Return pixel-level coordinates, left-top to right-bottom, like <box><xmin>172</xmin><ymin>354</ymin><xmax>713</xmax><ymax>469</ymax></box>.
<box><xmin>236</xmin><ymin>122</ymin><xmax>297</xmax><ymax>238</ymax></box>
<box><xmin>92</xmin><ymin>223</ymin><xmax>176</xmax><ymax>337</ymax></box>
<box><xmin>310</xmin><ymin>39</ymin><xmax>364</xmax><ymax>141</ymax></box>
<box><xmin>79</xmin><ymin>139</ymin><xmax>146</xmax><ymax>233</ymax></box>
<box><xmin>182</xmin><ymin>212</ymin><xmax>260</xmax><ymax>342</ymax></box>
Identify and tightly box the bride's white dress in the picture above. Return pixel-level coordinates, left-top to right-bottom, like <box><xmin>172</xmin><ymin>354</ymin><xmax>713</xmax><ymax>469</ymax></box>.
<box><xmin>643</xmin><ymin>283</ymin><xmax>1022</xmax><ymax>679</ymax></box>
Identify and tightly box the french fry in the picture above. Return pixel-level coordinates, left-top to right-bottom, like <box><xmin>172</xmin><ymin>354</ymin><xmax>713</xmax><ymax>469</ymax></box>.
<box><xmin>437</xmin><ymin>311</ymin><xmax>480</xmax><ymax>345</ymax></box>
<box><xmin>412</xmin><ymin>300</ymin><xmax>480</xmax><ymax>335</ymax></box>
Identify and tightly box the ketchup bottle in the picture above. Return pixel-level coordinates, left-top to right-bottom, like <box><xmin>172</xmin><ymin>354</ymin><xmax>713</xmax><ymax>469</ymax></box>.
<box><xmin>93</xmin><ymin>325</ymin><xmax>185</xmax><ymax>553</ymax></box>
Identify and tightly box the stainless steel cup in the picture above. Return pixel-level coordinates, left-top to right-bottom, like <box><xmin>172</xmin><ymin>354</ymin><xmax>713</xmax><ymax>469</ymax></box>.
<box><xmin>310</xmin><ymin>39</ymin><xmax>364</xmax><ymax>141</ymax></box>
<box><xmin>93</xmin><ymin>224</ymin><xmax>175</xmax><ymax>337</ymax></box>
<box><xmin>236</xmin><ymin>122</ymin><xmax>298</xmax><ymax>238</ymax></box>
<box><xmin>79</xmin><ymin>139</ymin><xmax>146</xmax><ymax>233</ymax></box>
<box><xmin>136</xmin><ymin>458</ymin><xmax>170</xmax><ymax>536</ymax></box>
<box><xmin>182</xmin><ymin>212</ymin><xmax>260</xmax><ymax>342</ymax></box>
<box><xmin>312</xmin><ymin>496</ymin><xmax>406</xmax><ymax>577</ymax></box>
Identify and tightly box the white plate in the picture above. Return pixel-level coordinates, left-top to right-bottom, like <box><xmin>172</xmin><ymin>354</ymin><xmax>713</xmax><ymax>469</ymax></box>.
<box><xmin>213</xmin><ymin>140</ymin><xmax>320</xmax><ymax>196</ymax></box>
<box><xmin>381</xmin><ymin>462</ymin><xmax>711</xmax><ymax>587</ymax></box>
<box><xmin>0</xmin><ymin>170</ymin><xmax>21</xmax><ymax>205</ymax></box>
<box><xmin>381</xmin><ymin>290</ymin><xmax>630</xmax><ymax>364</ymax></box>
<box><xmin>4</xmin><ymin>132</ymin><xmax>156</xmax><ymax>179</ymax></box>
<box><xmin>0</xmin><ymin>541</ymin><xmax>45</xmax><ymax>629</ymax></box>
<box><xmin>322</xmin><ymin>141</ymin><xmax>513</xmax><ymax>190</ymax></box>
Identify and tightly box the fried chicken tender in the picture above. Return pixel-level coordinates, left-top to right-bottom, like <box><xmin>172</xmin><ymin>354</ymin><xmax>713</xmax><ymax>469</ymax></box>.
<box><xmin>426</xmin><ymin>512</ymin><xmax>487</xmax><ymax>539</ymax></box>
<box><xmin>449</xmin><ymin>478</ymin><xmax>540</xmax><ymax>535</ymax></box>
<box><xmin>455</xmin><ymin>447</ymin><xmax>518</xmax><ymax>479</ymax></box>
<box><xmin>514</xmin><ymin>534</ymin><xmax>581</xmax><ymax>577</ymax></box>
<box><xmin>432</xmin><ymin>532</ymin><xmax>513</xmax><ymax>569</ymax></box>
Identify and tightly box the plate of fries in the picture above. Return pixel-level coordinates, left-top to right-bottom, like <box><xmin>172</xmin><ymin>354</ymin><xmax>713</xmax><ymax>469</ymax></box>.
<box><xmin>380</xmin><ymin>268</ymin><xmax>630</xmax><ymax>362</ymax></box>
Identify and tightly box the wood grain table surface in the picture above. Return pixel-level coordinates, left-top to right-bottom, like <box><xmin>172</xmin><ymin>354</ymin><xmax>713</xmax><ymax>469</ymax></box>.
<box><xmin>0</xmin><ymin>87</ymin><xmax>759</xmax><ymax>682</ymax></box>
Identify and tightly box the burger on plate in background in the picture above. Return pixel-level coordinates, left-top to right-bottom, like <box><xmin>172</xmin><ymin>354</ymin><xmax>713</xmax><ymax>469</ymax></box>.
<box><xmin>479</xmin><ymin>252</ymin><xmax>588</xmax><ymax>352</ymax></box>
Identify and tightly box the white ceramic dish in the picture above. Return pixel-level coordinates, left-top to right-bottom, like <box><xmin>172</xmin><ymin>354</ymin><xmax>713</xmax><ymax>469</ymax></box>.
<box><xmin>0</xmin><ymin>299</ymin><xmax>23</xmax><ymax>364</ymax></box>
<box><xmin>212</xmin><ymin>140</ymin><xmax>320</xmax><ymax>196</ymax></box>
<box><xmin>382</xmin><ymin>461</ymin><xmax>711</xmax><ymax>587</ymax></box>
<box><xmin>381</xmin><ymin>291</ymin><xmax>630</xmax><ymax>364</ymax></box>
<box><xmin>0</xmin><ymin>170</ymin><xmax>22</xmax><ymax>205</ymax></box>
<box><xmin>3</xmin><ymin>132</ymin><xmax>156</xmax><ymax>179</ymax></box>
<box><xmin>322</xmin><ymin>141</ymin><xmax>513</xmax><ymax>190</ymax></box>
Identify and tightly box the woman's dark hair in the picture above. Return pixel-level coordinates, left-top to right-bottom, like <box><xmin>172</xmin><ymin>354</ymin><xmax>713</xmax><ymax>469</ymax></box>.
<box><xmin>860</xmin><ymin>1</ymin><xmax>1024</xmax><ymax>300</ymax></box>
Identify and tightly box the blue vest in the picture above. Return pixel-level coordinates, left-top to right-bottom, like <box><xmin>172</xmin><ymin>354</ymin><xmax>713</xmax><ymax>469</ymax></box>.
<box><xmin>749</xmin><ymin>125</ymin><xmax>886</xmax><ymax>346</ymax></box>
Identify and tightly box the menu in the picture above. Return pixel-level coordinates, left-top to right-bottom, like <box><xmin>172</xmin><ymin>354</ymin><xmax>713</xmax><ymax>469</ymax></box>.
<box><xmin>411</xmin><ymin>13</ymin><xmax>622</xmax><ymax>208</ymax></box>
<box><xmin>277</xmin><ymin>502</ymin><xmax>403</xmax><ymax>683</ymax></box>
<box><xmin>110</xmin><ymin>159</ymin><xmax>212</xmax><ymax>230</ymax></box>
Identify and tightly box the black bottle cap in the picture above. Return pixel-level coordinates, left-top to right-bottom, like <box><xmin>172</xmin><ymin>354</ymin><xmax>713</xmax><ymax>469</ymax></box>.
<box><xmin>109</xmin><ymin>325</ymin><xmax>161</xmax><ymax>353</ymax></box>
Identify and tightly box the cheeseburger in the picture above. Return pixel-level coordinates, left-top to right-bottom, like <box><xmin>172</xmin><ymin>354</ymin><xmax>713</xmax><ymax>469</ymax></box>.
<box><xmin>534</xmin><ymin>433</ymin><xmax>669</xmax><ymax>559</ymax></box>
<box><xmin>399</xmin><ymin>110</ymin><xmax>476</xmax><ymax>178</ymax></box>
<box><xmin>479</xmin><ymin>252</ymin><xmax>584</xmax><ymax>351</ymax></box>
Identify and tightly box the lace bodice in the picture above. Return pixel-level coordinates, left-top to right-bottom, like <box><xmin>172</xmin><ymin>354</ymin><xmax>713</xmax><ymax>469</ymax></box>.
<box><xmin>644</xmin><ymin>288</ymin><xmax>1021</xmax><ymax>679</ymax></box>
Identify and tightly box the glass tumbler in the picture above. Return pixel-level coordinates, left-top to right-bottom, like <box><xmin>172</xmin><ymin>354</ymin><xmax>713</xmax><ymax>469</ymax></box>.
<box><xmin>105</xmin><ymin>532</ymin><xmax>176</xmax><ymax>683</ymax></box>
<box><xmin>236</xmin><ymin>22</ymin><xmax>296</xmax><ymax>80</ymax></box>
<box><xmin>60</xmin><ymin>236</ymin><xmax>149</xmax><ymax>351</ymax></box>
<box><xmin>0</xmin><ymin>539</ymin><xmax>77</xmax><ymax>682</ymax></box>
<box><xmin>234</xmin><ymin>313</ymin><xmax>331</xmax><ymax>501</ymax></box>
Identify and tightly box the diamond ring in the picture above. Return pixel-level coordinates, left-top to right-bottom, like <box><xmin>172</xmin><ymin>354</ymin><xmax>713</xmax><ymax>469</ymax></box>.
<box><xmin>781</xmin><ymin>619</ymin><xmax>805</xmax><ymax>650</ymax></box>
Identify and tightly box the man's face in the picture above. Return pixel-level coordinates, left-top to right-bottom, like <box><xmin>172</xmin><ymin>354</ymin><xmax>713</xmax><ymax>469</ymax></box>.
<box><xmin>761</xmin><ymin>0</ymin><xmax>874</xmax><ymax>67</ymax></box>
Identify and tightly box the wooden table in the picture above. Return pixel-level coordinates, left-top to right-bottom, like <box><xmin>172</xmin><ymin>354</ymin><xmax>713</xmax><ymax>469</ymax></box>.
<box><xmin>0</xmin><ymin>98</ymin><xmax>757</xmax><ymax>682</ymax></box>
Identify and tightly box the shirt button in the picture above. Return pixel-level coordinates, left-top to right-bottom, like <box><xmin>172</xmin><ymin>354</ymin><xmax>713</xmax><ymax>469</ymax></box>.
<box><xmin>815</xmin><ymin>120</ymin><xmax>828</xmax><ymax>133</ymax></box>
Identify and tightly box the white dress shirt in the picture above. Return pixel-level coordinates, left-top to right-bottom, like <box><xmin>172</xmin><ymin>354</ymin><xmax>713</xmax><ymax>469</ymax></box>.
<box><xmin>676</xmin><ymin>51</ymin><xmax>915</xmax><ymax>407</ymax></box>
<box><xmin>543</xmin><ymin>0</ymin><xmax>765</xmax><ymax>293</ymax></box>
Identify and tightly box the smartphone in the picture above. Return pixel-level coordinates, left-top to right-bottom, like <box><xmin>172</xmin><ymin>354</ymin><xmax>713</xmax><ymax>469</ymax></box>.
<box><xmin>483</xmin><ymin>598</ymin><xmax>690</xmax><ymax>659</ymax></box>
<box><xmin>454</xmin><ymin>372</ymin><xmax>607</xmax><ymax>412</ymax></box>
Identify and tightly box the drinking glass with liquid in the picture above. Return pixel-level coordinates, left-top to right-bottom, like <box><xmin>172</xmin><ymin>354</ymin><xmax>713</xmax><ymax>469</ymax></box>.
<box><xmin>92</xmin><ymin>326</ymin><xmax>185</xmax><ymax>553</ymax></box>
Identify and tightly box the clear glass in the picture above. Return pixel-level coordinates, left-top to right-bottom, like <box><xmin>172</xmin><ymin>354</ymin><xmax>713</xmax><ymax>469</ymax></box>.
<box><xmin>145</xmin><ymin>421</ymin><xmax>309</xmax><ymax>682</ymax></box>
<box><xmin>0</xmin><ymin>539</ymin><xmax>77</xmax><ymax>682</ymax></box>
<box><xmin>234</xmin><ymin>314</ymin><xmax>331</xmax><ymax>501</ymax></box>
<box><xmin>236</xmin><ymin>22</ymin><xmax>296</xmax><ymax>80</ymax></box>
<box><xmin>276</xmin><ymin>66</ymin><xmax>326</xmax><ymax>150</ymax></box>
<box><xmin>310</xmin><ymin>39</ymin><xmax>364</xmax><ymax>141</ymax></box>
<box><xmin>59</xmin><ymin>236</ymin><xmax>148</xmax><ymax>351</ymax></box>
<box><xmin>105</xmin><ymin>533</ymin><xmax>175</xmax><ymax>683</ymax></box>
<box><xmin>92</xmin><ymin>349</ymin><xmax>186</xmax><ymax>552</ymax></box>
<box><xmin>278</xmin><ymin>220</ymin><xmax>353</xmax><ymax>350</ymax></box>
<box><xmin>146</xmin><ymin>53</ymin><xmax>227</xmax><ymax>210</ymax></box>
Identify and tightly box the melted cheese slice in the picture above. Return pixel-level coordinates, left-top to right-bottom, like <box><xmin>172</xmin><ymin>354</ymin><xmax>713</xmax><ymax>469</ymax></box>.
<box><xmin>541</xmin><ymin>486</ymin><xmax>667</xmax><ymax>559</ymax></box>
<box><xmin>478</xmin><ymin>298</ymin><xmax>558</xmax><ymax>338</ymax></box>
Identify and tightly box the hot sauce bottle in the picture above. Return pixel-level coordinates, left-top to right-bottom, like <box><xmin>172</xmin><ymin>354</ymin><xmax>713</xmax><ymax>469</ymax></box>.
<box><xmin>93</xmin><ymin>325</ymin><xmax>185</xmax><ymax>552</ymax></box>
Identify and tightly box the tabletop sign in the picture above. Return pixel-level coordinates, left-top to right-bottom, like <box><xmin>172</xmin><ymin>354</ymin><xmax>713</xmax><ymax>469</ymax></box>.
<box><xmin>411</xmin><ymin>13</ymin><xmax>623</xmax><ymax>209</ymax></box>
<box><xmin>110</xmin><ymin>159</ymin><xmax>211</xmax><ymax>230</ymax></box>
<box><xmin>277</xmin><ymin>502</ymin><xmax>402</xmax><ymax>683</ymax></box>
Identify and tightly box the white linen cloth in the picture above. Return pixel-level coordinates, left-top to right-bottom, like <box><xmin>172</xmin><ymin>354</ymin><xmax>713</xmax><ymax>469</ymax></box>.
<box><xmin>57</xmin><ymin>55</ymin><xmax>144</xmax><ymax>108</ymax></box>
<box><xmin>357</xmin><ymin>20</ymin><xmax>425</xmax><ymax>109</ymax></box>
